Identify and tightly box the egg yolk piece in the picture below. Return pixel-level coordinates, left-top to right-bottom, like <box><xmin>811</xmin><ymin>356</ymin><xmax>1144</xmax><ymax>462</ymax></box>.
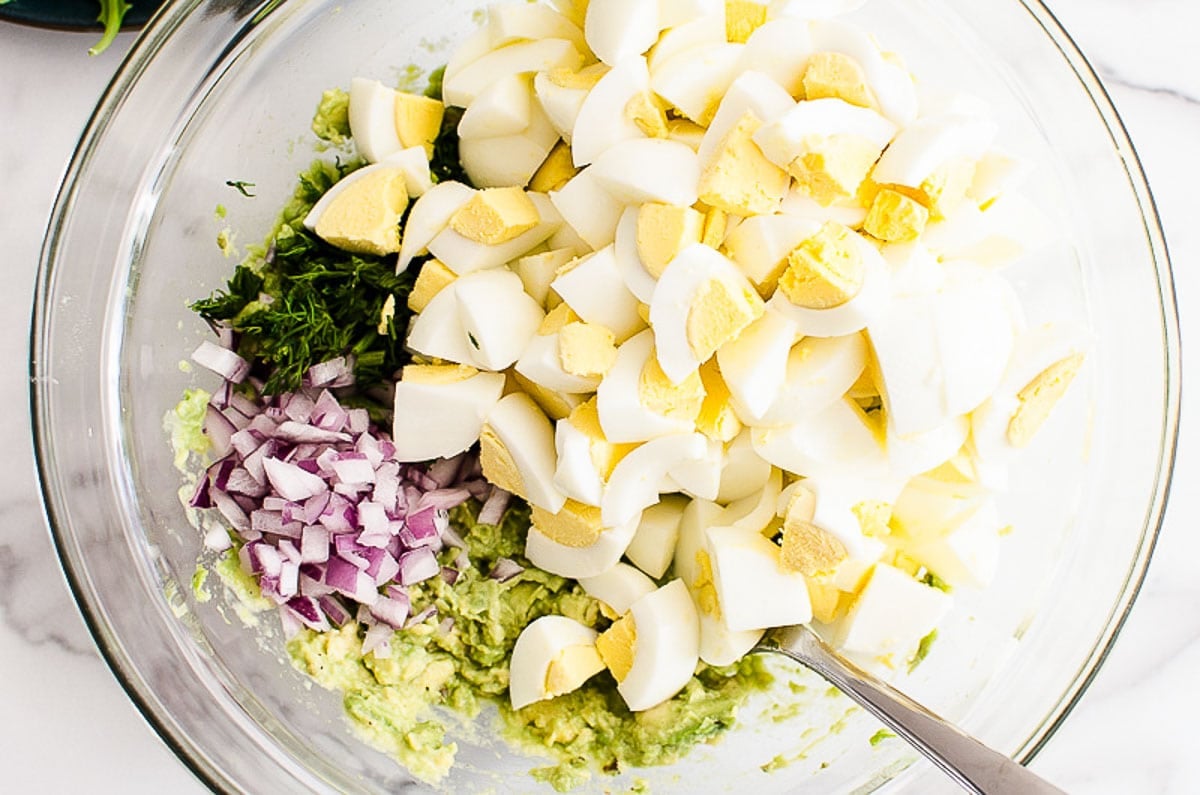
<box><xmin>802</xmin><ymin>52</ymin><xmax>877</xmax><ymax>110</ymax></box>
<box><xmin>778</xmin><ymin>222</ymin><xmax>866</xmax><ymax>309</ymax></box>
<box><xmin>1007</xmin><ymin>352</ymin><xmax>1085</xmax><ymax>447</ymax></box>
<box><xmin>313</xmin><ymin>168</ymin><xmax>409</xmax><ymax>256</ymax></box>
<box><xmin>595</xmin><ymin>612</ymin><xmax>638</xmax><ymax>683</ymax></box>
<box><xmin>532</xmin><ymin>499</ymin><xmax>607</xmax><ymax>548</ymax></box>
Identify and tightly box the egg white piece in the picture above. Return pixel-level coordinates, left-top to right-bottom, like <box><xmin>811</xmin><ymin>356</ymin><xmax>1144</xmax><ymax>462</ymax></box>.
<box><xmin>516</xmin><ymin>332</ymin><xmax>603</xmax><ymax>396</ymax></box>
<box><xmin>723</xmin><ymin>213</ymin><xmax>823</xmax><ymax>290</ymax></box>
<box><xmin>650</xmin><ymin>244</ymin><xmax>761</xmax><ymax>384</ymax></box>
<box><xmin>616</xmin><ymin>580</ymin><xmax>701</xmax><ymax>711</ymax></box>
<box><xmin>906</xmin><ymin>497</ymin><xmax>1001</xmax><ymax>590</ymax></box>
<box><xmin>796</xmin><ymin>475</ymin><xmax>896</xmax><ymax>574</ymax></box>
<box><xmin>378</xmin><ymin>147</ymin><xmax>434</xmax><ymax>198</ymax></box>
<box><xmin>589</xmin><ymin>139</ymin><xmax>702</xmax><ymax>207</ymax></box>
<box><xmin>866</xmin><ymin>291</ymin><xmax>948</xmax><ymax>436</ymax></box>
<box><xmin>488</xmin><ymin>2</ymin><xmax>588</xmax><ymax>52</ymax></box>
<box><xmin>935</xmin><ymin>263</ymin><xmax>1018</xmax><ymax>417</ymax></box>
<box><xmin>487</xmin><ymin>393</ymin><xmax>569</xmax><ymax>513</ymax></box>
<box><xmin>552</xmin><ymin>416</ymin><xmax>606</xmax><ymax>506</ymax></box>
<box><xmin>658</xmin><ymin>0</ymin><xmax>723</xmax><ymax>30</ymax></box>
<box><xmin>670</xmin><ymin>498</ymin><xmax>769</xmax><ymax>666</ymax></box>
<box><xmin>716</xmin><ymin>429</ymin><xmax>774</xmax><ymax>503</ymax></box>
<box><xmin>923</xmin><ymin>193</ymin><xmax>1055</xmax><ymax>268</ymax></box>
<box><xmin>626</xmin><ymin>494</ymin><xmax>689</xmax><ymax>579</ymax></box>
<box><xmin>721</xmin><ymin>466</ymin><xmax>783</xmax><ymax>536</ymax></box>
<box><xmin>517</xmin><ymin>248</ymin><xmax>577</xmax><ymax>306</ymax></box>
<box><xmin>428</xmin><ymin>193</ymin><xmax>560</xmax><ymax>275</ymax></box>
<box><xmin>533</xmin><ymin>71</ymin><xmax>590</xmax><ymax>144</ymax></box>
<box><xmin>736</xmin><ymin>18</ymin><xmax>813</xmax><ymax>97</ymax></box>
<box><xmin>405</xmin><ymin>281</ymin><xmax>483</xmax><ymax>368</ymax></box>
<box><xmin>888</xmin><ymin>415</ymin><xmax>970</xmax><ymax>478</ymax></box>
<box><xmin>579</xmin><ymin>562</ymin><xmax>658</xmax><ymax>616</ymax></box>
<box><xmin>459</xmin><ymin>98</ymin><xmax>561</xmax><ymax>188</ymax></box>
<box><xmin>757</xmin><ymin>333</ymin><xmax>868</xmax><ymax>426</ymax></box>
<box><xmin>597</xmin><ymin>330</ymin><xmax>697</xmax><ymax>444</ymax></box>
<box><xmin>753</xmin><ymin>98</ymin><xmax>897</xmax><ymax>172</ymax></box>
<box><xmin>769</xmin><ymin>0</ymin><xmax>867</xmax><ymax>18</ymax></box>
<box><xmin>396</xmin><ymin>181</ymin><xmax>476</xmax><ymax>273</ymax></box>
<box><xmin>767</xmin><ymin>231</ymin><xmax>890</xmax><ymax>337</ymax></box>
<box><xmin>891</xmin><ymin>474</ymin><xmax>988</xmax><ymax>544</ymax></box>
<box><xmin>455</xmin><ymin>269</ymin><xmax>545</xmax><ymax>371</ymax></box>
<box><xmin>508</xmin><ymin>615</ymin><xmax>603</xmax><ymax>710</ymax></box>
<box><xmin>391</xmin><ymin>370</ymin><xmax>506</xmax><ymax>462</ymax></box>
<box><xmin>443</xmin><ymin>38</ymin><xmax>584</xmax><ymax>108</ymax></box>
<box><xmin>879</xmin><ymin>241</ymin><xmax>944</xmax><ymax>297</ymax></box>
<box><xmin>549</xmin><ymin>167</ymin><xmax>625</xmax><ymax>251</ymax></box>
<box><xmin>968</xmin><ymin>149</ymin><xmax>1030</xmax><ymax>207</ymax></box>
<box><xmin>970</xmin><ymin>322</ymin><xmax>1089</xmax><ymax>469</ymax></box>
<box><xmin>673</xmin><ymin>498</ymin><xmax>726</xmax><ymax>586</ymax></box>
<box><xmin>872</xmin><ymin>113</ymin><xmax>998</xmax><ymax>188</ymax></box>
<box><xmin>705</xmin><ymin>525</ymin><xmax>813</xmax><ymax>632</ymax></box>
<box><xmin>666</xmin><ymin>436</ymin><xmax>725</xmax><ymax>501</ymax></box>
<box><xmin>525</xmin><ymin>518</ymin><xmax>639</xmax><ymax>579</ymax></box>
<box><xmin>613</xmin><ymin>206</ymin><xmax>659</xmax><ymax>303</ymax></box>
<box><xmin>699</xmin><ymin>70</ymin><xmax>797</xmax><ymax>165</ymax></box>
<box><xmin>457</xmin><ymin>73</ymin><xmax>533</xmax><ymax>140</ymax></box>
<box><xmin>347</xmin><ymin>78</ymin><xmax>404</xmax><ymax>164</ymax></box>
<box><xmin>571</xmin><ymin>57</ymin><xmax>651</xmax><ymax>166</ymax></box>
<box><xmin>752</xmin><ymin>397</ymin><xmax>888</xmax><ymax>479</ymax></box>
<box><xmin>551</xmin><ymin>245</ymin><xmax>645</xmax><ymax>342</ymax></box>
<box><xmin>779</xmin><ymin>188</ymin><xmax>869</xmax><ymax>229</ymax></box>
<box><xmin>442</xmin><ymin>26</ymin><xmax>493</xmax><ymax>84</ymax></box>
<box><xmin>808</xmin><ymin>19</ymin><xmax>918</xmax><ymax>125</ymax></box>
<box><xmin>603</xmin><ymin>433</ymin><xmax>710</xmax><ymax>528</ymax></box>
<box><xmin>717</xmin><ymin>308</ymin><xmax>798</xmax><ymax>422</ymax></box>
<box><xmin>650</xmin><ymin>8</ymin><xmax>726</xmax><ymax>72</ymax></box>
<box><xmin>651</xmin><ymin>43</ymin><xmax>746</xmax><ymax>125</ymax></box>
<box><xmin>831</xmin><ymin>563</ymin><xmax>952</xmax><ymax>658</ymax></box>
<box><xmin>585</xmin><ymin>0</ymin><xmax>662</xmax><ymax>66</ymax></box>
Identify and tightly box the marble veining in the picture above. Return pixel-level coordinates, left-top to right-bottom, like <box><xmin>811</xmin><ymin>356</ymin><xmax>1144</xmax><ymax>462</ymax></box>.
<box><xmin>1</xmin><ymin>2</ymin><xmax>1197</xmax><ymax>792</ymax></box>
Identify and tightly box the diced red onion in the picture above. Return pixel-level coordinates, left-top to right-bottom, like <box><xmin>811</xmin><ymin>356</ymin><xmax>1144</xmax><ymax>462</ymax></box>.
<box><xmin>369</xmin><ymin>595</ymin><xmax>411</xmax><ymax>629</ymax></box>
<box><xmin>398</xmin><ymin>548</ymin><xmax>439</xmax><ymax>586</ymax></box>
<box><xmin>332</xmin><ymin>454</ymin><xmax>376</xmax><ymax>485</ymax></box>
<box><xmin>477</xmin><ymin>487</ymin><xmax>511</xmax><ymax>526</ymax></box>
<box><xmin>348</xmin><ymin>409</ymin><xmax>370</xmax><ymax>435</ymax></box>
<box><xmin>440</xmin><ymin>566</ymin><xmax>460</xmax><ymax>586</ymax></box>
<box><xmin>203</xmin><ymin>405</ymin><xmax>237</xmax><ymax>460</ymax></box>
<box><xmin>279</xmin><ymin>560</ymin><xmax>300</xmax><ymax>598</ymax></box>
<box><xmin>263</xmin><ymin>457</ymin><xmax>329</xmax><ymax>502</ymax></box>
<box><xmin>275</xmin><ymin>421</ymin><xmax>351</xmax><ymax>445</ymax></box>
<box><xmin>300</xmin><ymin>526</ymin><xmax>330</xmax><ymax>563</ymax></box>
<box><xmin>361</xmin><ymin>621</ymin><xmax>393</xmax><ymax>657</ymax></box>
<box><xmin>192</xmin><ymin>340</ymin><xmax>251</xmax><ymax>384</ymax></box>
<box><xmin>203</xmin><ymin>525</ymin><xmax>233</xmax><ymax>552</ymax></box>
<box><xmin>427</xmin><ymin>455</ymin><xmax>463</xmax><ymax>489</ymax></box>
<box><xmin>283</xmin><ymin>391</ymin><xmax>316</xmax><ymax>424</ymax></box>
<box><xmin>306</xmin><ymin>357</ymin><xmax>352</xmax><ymax>389</ymax></box>
<box><xmin>319</xmin><ymin>596</ymin><xmax>352</xmax><ymax>627</ymax></box>
<box><xmin>212</xmin><ymin>490</ymin><xmax>250</xmax><ymax>533</ymax></box>
<box><xmin>405</xmin><ymin>604</ymin><xmax>438</xmax><ymax>628</ymax></box>
<box><xmin>437</xmin><ymin>617</ymin><xmax>455</xmax><ymax>636</ymax></box>
<box><xmin>488</xmin><ymin>557</ymin><xmax>525</xmax><ymax>583</ymax></box>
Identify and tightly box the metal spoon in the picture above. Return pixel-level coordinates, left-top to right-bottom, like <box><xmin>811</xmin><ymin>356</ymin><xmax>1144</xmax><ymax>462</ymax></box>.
<box><xmin>752</xmin><ymin>624</ymin><xmax>1065</xmax><ymax>794</ymax></box>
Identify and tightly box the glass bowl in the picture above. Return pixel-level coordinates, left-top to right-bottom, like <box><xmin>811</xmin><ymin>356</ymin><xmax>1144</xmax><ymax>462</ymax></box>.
<box><xmin>31</xmin><ymin>0</ymin><xmax>1178</xmax><ymax>792</ymax></box>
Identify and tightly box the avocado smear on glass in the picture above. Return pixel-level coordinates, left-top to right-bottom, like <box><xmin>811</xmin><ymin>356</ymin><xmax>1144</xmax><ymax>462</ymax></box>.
<box><xmin>287</xmin><ymin>501</ymin><xmax>773</xmax><ymax>791</ymax></box>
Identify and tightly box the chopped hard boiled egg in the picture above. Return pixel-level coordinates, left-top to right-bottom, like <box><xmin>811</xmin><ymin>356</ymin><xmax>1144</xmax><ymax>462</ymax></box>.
<box><xmin>391</xmin><ymin>365</ymin><xmax>506</xmax><ymax>462</ymax></box>
<box><xmin>509</xmin><ymin>615</ymin><xmax>605</xmax><ymax>709</ymax></box>
<box><xmin>706</xmin><ymin>524</ymin><xmax>813</xmax><ymax>632</ymax></box>
<box><xmin>481</xmin><ymin>393</ymin><xmax>567</xmax><ymax>513</ymax></box>
<box><xmin>303</xmin><ymin>164</ymin><xmax>408</xmax><ymax>256</ymax></box>
<box><xmin>525</xmin><ymin>501</ymin><xmax>640</xmax><ymax>578</ymax></box>
<box><xmin>578</xmin><ymin>562</ymin><xmax>658</xmax><ymax>618</ymax></box>
<box><xmin>595</xmin><ymin>580</ymin><xmax>700</xmax><ymax>711</ymax></box>
<box><xmin>626</xmin><ymin>494</ymin><xmax>689</xmax><ymax>579</ymax></box>
<box><xmin>649</xmin><ymin>244</ymin><xmax>765</xmax><ymax>384</ymax></box>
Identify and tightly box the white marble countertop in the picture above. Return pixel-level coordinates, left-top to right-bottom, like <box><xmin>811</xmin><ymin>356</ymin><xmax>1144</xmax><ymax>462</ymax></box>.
<box><xmin>1</xmin><ymin>2</ymin><xmax>1196</xmax><ymax>792</ymax></box>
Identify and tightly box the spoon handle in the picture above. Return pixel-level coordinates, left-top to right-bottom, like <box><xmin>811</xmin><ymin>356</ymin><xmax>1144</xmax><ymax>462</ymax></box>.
<box><xmin>763</xmin><ymin>625</ymin><xmax>1065</xmax><ymax>795</ymax></box>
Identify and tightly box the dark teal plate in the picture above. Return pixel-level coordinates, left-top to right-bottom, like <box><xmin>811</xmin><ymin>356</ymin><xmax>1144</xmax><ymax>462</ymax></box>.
<box><xmin>0</xmin><ymin>0</ymin><xmax>165</xmax><ymax>29</ymax></box>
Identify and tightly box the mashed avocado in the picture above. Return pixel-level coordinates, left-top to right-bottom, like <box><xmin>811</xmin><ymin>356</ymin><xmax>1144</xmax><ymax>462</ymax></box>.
<box><xmin>165</xmin><ymin>387</ymin><xmax>211</xmax><ymax>469</ymax></box>
<box><xmin>286</xmin><ymin>500</ymin><xmax>774</xmax><ymax>791</ymax></box>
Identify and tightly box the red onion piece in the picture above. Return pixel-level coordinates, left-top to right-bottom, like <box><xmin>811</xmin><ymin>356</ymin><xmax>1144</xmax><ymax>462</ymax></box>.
<box><xmin>192</xmin><ymin>340</ymin><xmax>251</xmax><ymax>384</ymax></box>
<box><xmin>488</xmin><ymin>557</ymin><xmax>525</xmax><ymax>583</ymax></box>
<box><xmin>477</xmin><ymin>487</ymin><xmax>511</xmax><ymax>526</ymax></box>
<box><xmin>398</xmin><ymin>548</ymin><xmax>439</xmax><ymax>586</ymax></box>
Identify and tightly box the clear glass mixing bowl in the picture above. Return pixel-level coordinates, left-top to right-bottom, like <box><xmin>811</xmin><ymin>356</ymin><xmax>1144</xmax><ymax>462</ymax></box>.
<box><xmin>31</xmin><ymin>0</ymin><xmax>1178</xmax><ymax>792</ymax></box>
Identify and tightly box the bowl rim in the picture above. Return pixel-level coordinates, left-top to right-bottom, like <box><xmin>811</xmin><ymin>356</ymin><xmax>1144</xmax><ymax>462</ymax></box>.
<box><xmin>29</xmin><ymin>0</ymin><xmax>1181</xmax><ymax>791</ymax></box>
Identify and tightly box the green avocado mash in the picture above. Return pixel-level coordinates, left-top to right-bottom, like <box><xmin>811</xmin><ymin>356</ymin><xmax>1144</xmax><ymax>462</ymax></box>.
<box><xmin>286</xmin><ymin>500</ymin><xmax>774</xmax><ymax>791</ymax></box>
